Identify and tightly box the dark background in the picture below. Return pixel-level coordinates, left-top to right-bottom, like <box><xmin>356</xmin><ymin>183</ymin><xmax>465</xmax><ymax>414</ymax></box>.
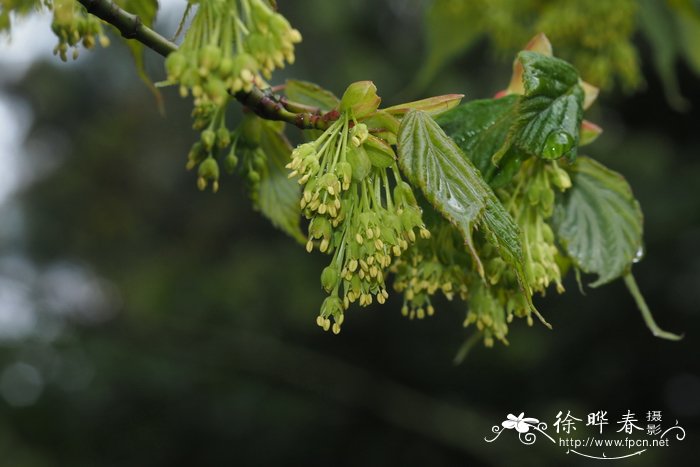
<box><xmin>0</xmin><ymin>1</ymin><xmax>698</xmax><ymax>465</ymax></box>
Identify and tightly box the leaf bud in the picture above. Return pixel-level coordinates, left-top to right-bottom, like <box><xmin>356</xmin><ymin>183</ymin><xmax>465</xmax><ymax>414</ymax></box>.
<box><xmin>340</xmin><ymin>81</ymin><xmax>381</xmax><ymax>119</ymax></box>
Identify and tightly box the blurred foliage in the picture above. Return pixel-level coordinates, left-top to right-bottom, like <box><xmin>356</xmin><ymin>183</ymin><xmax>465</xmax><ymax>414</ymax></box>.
<box><xmin>417</xmin><ymin>0</ymin><xmax>700</xmax><ymax>109</ymax></box>
<box><xmin>0</xmin><ymin>0</ymin><xmax>698</xmax><ymax>466</ymax></box>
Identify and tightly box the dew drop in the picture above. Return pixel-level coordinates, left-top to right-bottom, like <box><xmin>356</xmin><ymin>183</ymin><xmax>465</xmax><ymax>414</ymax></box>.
<box><xmin>445</xmin><ymin>195</ymin><xmax>466</xmax><ymax>213</ymax></box>
<box><xmin>633</xmin><ymin>246</ymin><xmax>645</xmax><ymax>263</ymax></box>
<box><xmin>541</xmin><ymin>130</ymin><xmax>574</xmax><ymax>160</ymax></box>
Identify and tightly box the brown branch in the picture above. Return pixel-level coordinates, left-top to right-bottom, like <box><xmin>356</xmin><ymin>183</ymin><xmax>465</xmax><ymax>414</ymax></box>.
<box><xmin>77</xmin><ymin>0</ymin><xmax>339</xmax><ymax>130</ymax></box>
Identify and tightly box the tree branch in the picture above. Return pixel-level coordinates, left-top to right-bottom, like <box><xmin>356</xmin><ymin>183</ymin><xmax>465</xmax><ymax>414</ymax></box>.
<box><xmin>79</xmin><ymin>0</ymin><xmax>177</xmax><ymax>56</ymax></box>
<box><xmin>78</xmin><ymin>0</ymin><xmax>338</xmax><ymax>130</ymax></box>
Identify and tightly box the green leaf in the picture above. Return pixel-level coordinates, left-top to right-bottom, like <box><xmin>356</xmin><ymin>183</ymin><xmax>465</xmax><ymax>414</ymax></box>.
<box><xmin>256</xmin><ymin>123</ymin><xmax>305</xmax><ymax>243</ymax></box>
<box><xmin>115</xmin><ymin>0</ymin><xmax>162</xmax><ymax>112</ymax></box>
<box><xmin>509</xmin><ymin>51</ymin><xmax>584</xmax><ymax>162</ymax></box>
<box><xmin>436</xmin><ymin>52</ymin><xmax>585</xmax><ymax>188</ymax></box>
<box><xmin>552</xmin><ymin>156</ymin><xmax>643</xmax><ymax>287</ymax></box>
<box><xmin>436</xmin><ymin>95</ymin><xmax>522</xmax><ymax>188</ymax></box>
<box><xmin>397</xmin><ymin>110</ymin><xmax>524</xmax><ymax>283</ymax></box>
<box><xmin>284</xmin><ymin>80</ymin><xmax>339</xmax><ymax>112</ymax></box>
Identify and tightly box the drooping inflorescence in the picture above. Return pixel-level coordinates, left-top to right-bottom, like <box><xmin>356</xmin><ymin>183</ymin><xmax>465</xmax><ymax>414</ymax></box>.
<box><xmin>51</xmin><ymin>0</ymin><xmax>110</xmax><ymax>61</ymax></box>
<box><xmin>286</xmin><ymin>82</ymin><xmax>431</xmax><ymax>333</ymax></box>
<box><xmin>164</xmin><ymin>0</ymin><xmax>302</xmax><ymax>193</ymax></box>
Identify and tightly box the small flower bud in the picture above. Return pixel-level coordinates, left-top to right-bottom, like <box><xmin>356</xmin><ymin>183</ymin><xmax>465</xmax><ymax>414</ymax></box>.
<box><xmin>346</xmin><ymin>146</ymin><xmax>371</xmax><ymax>182</ymax></box>
<box><xmin>223</xmin><ymin>150</ymin><xmax>239</xmax><ymax>174</ymax></box>
<box><xmin>321</xmin><ymin>265</ymin><xmax>339</xmax><ymax>292</ymax></box>
<box><xmin>201</xmin><ymin>129</ymin><xmax>216</xmax><ymax>150</ymax></box>
<box><xmin>199</xmin><ymin>44</ymin><xmax>222</xmax><ymax>74</ymax></box>
<box><xmin>165</xmin><ymin>51</ymin><xmax>187</xmax><ymax>80</ymax></box>
<box><xmin>198</xmin><ymin>157</ymin><xmax>220</xmax><ymax>191</ymax></box>
<box><xmin>216</xmin><ymin>128</ymin><xmax>232</xmax><ymax>149</ymax></box>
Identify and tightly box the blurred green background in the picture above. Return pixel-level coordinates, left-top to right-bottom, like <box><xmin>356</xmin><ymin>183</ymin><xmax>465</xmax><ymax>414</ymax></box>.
<box><xmin>0</xmin><ymin>1</ymin><xmax>698</xmax><ymax>465</ymax></box>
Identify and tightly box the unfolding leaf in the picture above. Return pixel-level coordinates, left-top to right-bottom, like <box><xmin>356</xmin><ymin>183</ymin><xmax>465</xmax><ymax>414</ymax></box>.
<box><xmin>383</xmin><ymin>94</ymin><xmax>464</xmax><ymax>117</ymax></box>
<box><xmin>284</xmin><ymin>80</ymin><xmax>339</xmax><ymax>112</ymax></box>
<box><xmin>553</xmin><ymin>156</ymin><xmax>643</xmax><ymax>287</ymax></box>
<box><xmin>579</xmin><ymin>120</ymin><xmax>603</xmax><ymax>147</ymax></box>
<box><xmin>500</xmin><ymin>33</ymin><xmax>553</xmax><ymax>97</ymax></box>
<box><xmin>115</xmin><ymin>0</ymin><xmax>162</xmax><ymax>111</ymax></box>
<box><xmin>509</xmin><ymin>51</ymin><xmax>584</xmax><ymax>162</ymax></box>
<box><xmin>256</xmin><ymin>123</ymin><xmax>305</xmax><ymax>243</ymax></box>
<box><xmin>397</xmin><ymin>110</ymin><xmax>524</xmax><ymax>282</ymax></box>
<box><xmin>437</xmin><ymin>51</ymin><xmax>585</xmax><ymax>189</ymax></box>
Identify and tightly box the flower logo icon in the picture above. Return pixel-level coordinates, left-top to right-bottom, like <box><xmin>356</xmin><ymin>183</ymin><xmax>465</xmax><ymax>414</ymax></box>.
<box><xmin>502</xmin><ymin>413</ymin><xmax>540</xmax><ymax>433</ymax></box>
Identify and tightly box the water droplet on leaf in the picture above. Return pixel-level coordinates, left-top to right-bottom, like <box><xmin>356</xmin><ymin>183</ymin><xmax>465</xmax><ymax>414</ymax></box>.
<box><xmin>633</xmin><ymin>246</ymin><xmax>644</xmax><ymax>263</ymax></box>
<box><xmin>541</xmin><ymin>130</ymin><xmax>574</xmax><ymax>160</ymax></box>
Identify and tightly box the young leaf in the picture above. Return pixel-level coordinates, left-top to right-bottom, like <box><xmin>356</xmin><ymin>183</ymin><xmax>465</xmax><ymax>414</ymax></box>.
<box><xmin>255</xmin><ymin>123</ymin><xmax>305</xmax><ymax>243</ymax></box>
<box><xmin>383</xmin><ymin>94</ymin><xmax>464</xmax><ymax>117</ymax></box>
<box><xmin>499</xmin><ymin>33</ymin><xmax>553</xmax><ymax>97</ymax></box>
<box><xmin>579</xmin><ymin>120</ymin><xmax>603</xmax><ymax>147</ymax></box>
<box><xmin>509</xmin><ymin>51</ymin><xmax>584</xmax><ymax>162</ymax></box>
<box><xmin>397</xmin><ymin>109</ymin><xmax>524</xmax><ymax>281</ymax></box>
<box><xmin>284</xmin><ymin>80</ymin><xmax>340</xmax><ymax>112</ymax></box>
<box><xmin>437</xmin><ymin>51</ymin><xmax>585</xmax><ymax>188</ymax></box>
<box><xmin>552</xmin><ymin>156</ymin><xmax>643</xmax><ymax>287</ymax></box>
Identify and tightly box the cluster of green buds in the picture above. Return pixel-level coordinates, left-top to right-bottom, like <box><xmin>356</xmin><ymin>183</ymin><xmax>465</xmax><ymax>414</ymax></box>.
<box><xmin>185</xmin><ymin>95</ymin><xmax>234</xmax><ymax>192</ymax></box>
<box><xmin>457</xmin><ymin>158</ymin><xmax>571</xmax><ymax>346</ymax></box>
<box><xmin>505</xmin><ymin>159</ymin><xmax>571</xmax><ymax>294</ymax></box>
<box><xmin>185</xmin><ymin>105</ymin><xmax>278</xmax><ymax>194</ymax></box>
<box><xmin>164</xmin><ymin>0</ymin><xmax>301</xmax><ymax>108</ymax></box>
<box><xmin>245</xmin><ymin>0</ymin><xmax>301</xmax><ymax>78</ymax></box>
<box><xmin>287</xmin><ymin>82</ymin><xmax>430</xmax><ymax>333</ymax></box>
<box><xmin>456</xmin><ymin>242</ymin><xmax>532</xmax><ymax>347</ymax></box>
<box><xmin>464</xmin><ymin>280</ymin><xmax>519</xmax><ymax>347</ymax></box>
<box><xmin>50</xmin><ymin>0</ymin><xmax>109</xmax><ymax>61</ymax></box>
<box><xmin>391</xmin><ymin>222</ymin><xmax>469</xmax><ymax>320</ymax></box>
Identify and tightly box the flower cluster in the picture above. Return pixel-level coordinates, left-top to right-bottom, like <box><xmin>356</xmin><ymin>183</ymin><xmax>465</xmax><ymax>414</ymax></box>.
<box><xmin>185</xmin><ymin>110</ymin><xmax>276</xmax><ymax>194</ymax></box>
<box><xmin>51</xmin><ymin>0</ymin><xmax>109</xmax><ymax>61</ymax></box>
<box><xmin>184</xmin><ymin>96</ymin><xmax>235</xmax><ymax>192</ymax></box>
<box><xmin>165</xmin><ymin>0</ymin><xmax>301</xmax><ymax>107</ymax></box>
<box><xmin>464</xmin><ymin>280</ymin><xmax>516</xmax><ymax>347</ymax></box>
<box><xmin>166</xmin><ymin>0</ymin><xmax>300</xmax><ymax>191</ymax></box>
<box><xmin>458</xmin><ymin>159</ymin><xmax>572</xmax><ymax>346</ymax></box>
<box><xmin>391</xmin><ymin>222</ymin><xmax>469</xmax><ymax>320</ymax></box>
<box><xmin>508</xmin><ymin>159</ymin><xmax>571</xmax><ymax>294</ymax></box>
<box><xmin>287</xmin><ymin>113</ymin><xmax>429</xmax><ymax>333</ymax></box>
